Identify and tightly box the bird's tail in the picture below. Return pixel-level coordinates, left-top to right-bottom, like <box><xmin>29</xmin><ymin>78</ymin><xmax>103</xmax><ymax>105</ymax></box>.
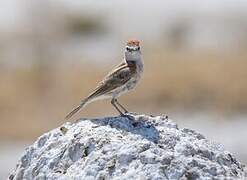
<box><xmin>64</xmin><ymin>98</ymin><xmax>89</xmax><ymax>120</ymax></box>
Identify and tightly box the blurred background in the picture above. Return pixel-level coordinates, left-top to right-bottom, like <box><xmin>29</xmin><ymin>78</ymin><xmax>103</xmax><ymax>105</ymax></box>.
<box><xmin>1</xmin><ymin>0</ymin><xmax>247</xmax><ymax>178</ymax></box>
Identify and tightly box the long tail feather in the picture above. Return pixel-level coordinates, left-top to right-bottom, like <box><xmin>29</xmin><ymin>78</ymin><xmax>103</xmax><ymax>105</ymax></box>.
<box><xmin>65</xmin><ymin>100</ymin><xmax>87</xmax><ymax>120</ymax></box>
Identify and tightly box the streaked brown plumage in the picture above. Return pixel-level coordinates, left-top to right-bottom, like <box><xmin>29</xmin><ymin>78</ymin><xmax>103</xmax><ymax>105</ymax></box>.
<box><xmin>65</xmin><ymin>39</ymin><xmax>143</xmax><ymax>119</ymax></box>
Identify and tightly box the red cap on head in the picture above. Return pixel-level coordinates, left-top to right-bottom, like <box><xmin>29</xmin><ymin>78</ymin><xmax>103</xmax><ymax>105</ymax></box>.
<box><xmin>127</xmin><ymin>39</ymin><xmax>140</xmax><ymax>46</ymax></box>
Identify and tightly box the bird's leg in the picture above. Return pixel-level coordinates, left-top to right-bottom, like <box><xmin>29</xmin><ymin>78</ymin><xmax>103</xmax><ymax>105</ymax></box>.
<box><xmin>111</xmin><ymin>98</ymin><xmax>124</xmax><ymax>116</ymax></box>
<box><xmin>115</xmin><ymin>99</ymin><xmax>129</xmax><ymax>113</ymax></box>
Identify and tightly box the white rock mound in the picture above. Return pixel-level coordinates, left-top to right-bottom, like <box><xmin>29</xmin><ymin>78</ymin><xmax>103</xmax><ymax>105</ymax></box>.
<box><xmin>9</xmin><ymin>114</ymin><xmax>246</xmax><ymax>180</ymax></box>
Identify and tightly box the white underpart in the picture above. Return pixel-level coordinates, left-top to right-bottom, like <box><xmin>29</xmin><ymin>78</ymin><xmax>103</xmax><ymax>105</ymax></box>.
<box><xmin>112</xmin><ymin>51</ymin><xmax>143</xmax><ymax>98</ymax></box>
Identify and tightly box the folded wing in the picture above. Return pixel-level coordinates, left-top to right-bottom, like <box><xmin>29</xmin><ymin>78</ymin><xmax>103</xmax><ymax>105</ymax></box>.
<box><xmin>86</xmin><ymin>62</ymin><xmax>132</xmax><ymax>100</ymax></box>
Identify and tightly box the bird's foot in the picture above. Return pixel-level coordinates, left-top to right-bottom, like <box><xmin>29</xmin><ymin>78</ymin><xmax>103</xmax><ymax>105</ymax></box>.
<box><xmin>126</xmin><ymin>112</ymin><xmax>139</xmax><ymax>116</ymax></box>
<box><xmin>121</xmin><ymin>112</ymin><xmax>136</xmax><ymax>120</ymax></box>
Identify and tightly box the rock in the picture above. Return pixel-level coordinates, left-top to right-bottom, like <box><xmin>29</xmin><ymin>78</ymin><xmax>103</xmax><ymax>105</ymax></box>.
<box><xmin>9</xmin><ymin>114</ymin><xmax>246</xmax><ymax>180</ymax></box>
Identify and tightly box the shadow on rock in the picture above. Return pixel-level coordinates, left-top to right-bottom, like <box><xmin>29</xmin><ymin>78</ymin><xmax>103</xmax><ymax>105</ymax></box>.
<box><xmin>87</xmin><ymin>114</ymin><xmax>160</xmax><ymax>143</ymax></box>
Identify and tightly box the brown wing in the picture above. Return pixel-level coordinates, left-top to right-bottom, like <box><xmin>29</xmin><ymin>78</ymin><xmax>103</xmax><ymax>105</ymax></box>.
<box><xmin>86</xmin><ymin>62</ymin><xmax>132</xmax><ymax>100</ymax></box>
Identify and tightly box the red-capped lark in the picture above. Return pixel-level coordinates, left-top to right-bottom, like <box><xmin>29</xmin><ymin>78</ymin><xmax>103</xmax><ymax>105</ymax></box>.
<box><xmin>65</xmin><ymin>39</ymin><xmax>143</xmax><ymax>119</ymax></box>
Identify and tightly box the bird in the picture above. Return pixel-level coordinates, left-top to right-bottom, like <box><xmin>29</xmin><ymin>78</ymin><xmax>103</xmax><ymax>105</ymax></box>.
<box><xmin>65</xmin><ymin>39</ymin><xmax>143</xmax><ymax>120</ymax></box>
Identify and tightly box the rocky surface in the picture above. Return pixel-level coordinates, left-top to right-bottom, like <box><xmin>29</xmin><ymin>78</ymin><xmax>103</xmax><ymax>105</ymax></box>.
<box><xmin>10</xmin><ymin>113</ymin><xmax>246</xmax><ymax>180</ymax></box>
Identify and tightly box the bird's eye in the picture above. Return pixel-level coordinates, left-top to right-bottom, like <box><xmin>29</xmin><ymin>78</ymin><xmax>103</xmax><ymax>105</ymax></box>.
<box><xmin>137</xmin><ymin>47</ymin><xmax>140</xmax><ymax>50</ymax></box>
<box><xmin>126</xmin><ymin>47</ymin><xmax>131</xmax><ymax>51</ymax></box>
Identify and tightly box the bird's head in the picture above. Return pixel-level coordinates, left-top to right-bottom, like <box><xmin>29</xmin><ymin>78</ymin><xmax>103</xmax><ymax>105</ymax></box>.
<box><xmin>125</xmin><ymin>39</ymin><xmax>142</xmax><ymax>62</ymax></box>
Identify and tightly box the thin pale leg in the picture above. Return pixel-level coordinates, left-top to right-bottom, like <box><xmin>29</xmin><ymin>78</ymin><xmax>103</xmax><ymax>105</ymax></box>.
<box><xmin>111</xmin><ymin>98</ymin><xmax>124</xmax><ymax>115</ymax></box>
<box><xmin>115</xmin><ymin>99</ymin><xmax>128</xmax><ymax>113</ymax></box>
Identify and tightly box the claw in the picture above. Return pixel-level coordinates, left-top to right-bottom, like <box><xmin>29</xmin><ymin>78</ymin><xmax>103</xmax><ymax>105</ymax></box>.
<box><xmin>121</xmin><ymin>113</ymin><xmax>135</xmax><ymax>120</ymax></box>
